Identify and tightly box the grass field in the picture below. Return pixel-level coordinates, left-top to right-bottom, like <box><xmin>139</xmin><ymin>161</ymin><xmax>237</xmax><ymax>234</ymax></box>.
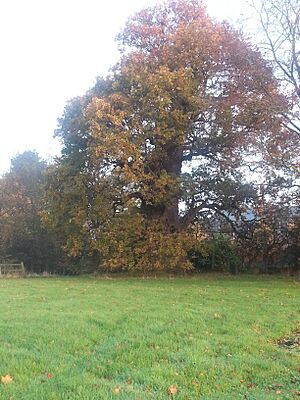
<box><xmin>0</xmin><ymin>276</ymin><xmax>299</xmax><ymax>399</ymax></box>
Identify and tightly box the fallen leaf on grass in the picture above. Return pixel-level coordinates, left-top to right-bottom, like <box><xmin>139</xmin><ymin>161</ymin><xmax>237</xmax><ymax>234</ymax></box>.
<box><xmin>145</xmin><ymin>384</ymin><xmax>152</xmax><ymax>393</ymax></box>
<box><xmin>168</xmin><ymin>385</ymin><xmax>177</xmax><ymax>395</ymax></box>
<box><xmin>1</xmin><ymin>375</ymin><xmax>13</xmax><ymax>384</ymax></box>
<box><xmin>47</xmin><ymin>373</ymin><xmax>54</xmax><ymax>379</ymax></box>
<box><xmin>276</xmin><ymin>390</ymin><xmax>283</xmax><ymax>395</ymax></box>
<box><xmin>112</xmin><ymin>387</ymin><xmax>121</xmax><ymax>395</ymax></box>
<box><xmin>191</xmin><ymin>379</ymin><xmax>198</xmax><ymax>386</ymax></box>
<box><xmin>126</xmin><ymin>377</ymin><xmax>132</xmax><ymax>385</ymax></box>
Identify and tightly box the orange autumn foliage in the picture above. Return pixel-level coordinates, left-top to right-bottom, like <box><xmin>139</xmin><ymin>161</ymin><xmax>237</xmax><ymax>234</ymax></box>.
<box><xmin>47</xmin><ymin>0</ymin><xmax>287</xmax><ymax>272</ymax></box>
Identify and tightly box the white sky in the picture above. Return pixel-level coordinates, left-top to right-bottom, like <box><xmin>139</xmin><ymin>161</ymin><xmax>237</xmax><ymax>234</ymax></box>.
<box><xmin>0</xmin><ymin>0</ymin><xmax>248</xmax><ymax>174</ymax></box>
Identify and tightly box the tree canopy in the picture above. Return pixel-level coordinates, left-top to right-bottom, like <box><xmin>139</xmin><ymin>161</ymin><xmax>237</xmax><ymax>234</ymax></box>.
<box><xmin>252</xmin><ymin>0</ymin><xmax>300</xmax><ymax>176</ymax></box>
<box><xmin>0</xmin><ymin>151</ymin><xmax>61</xmax><ymax>271</ymax></box>
<box><xmin>43</xmin><ymin>0</ymin><xmax>288</xmax><ymax>272</ymax></box>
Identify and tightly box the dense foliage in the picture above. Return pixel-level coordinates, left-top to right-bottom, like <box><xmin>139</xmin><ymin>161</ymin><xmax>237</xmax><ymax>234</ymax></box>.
<box><xmin>0</xmin><ymin>152</ymin><xmax>62</xmax><ymax>272</ymax></box>
<box><xmin>44</xmin><ymin>0</ymin><xmax>289</xmax><ymax>272</ymax></box>
<box><xmin>0</xmin><ymin>0</ymin><xmax>299</xmax><ymax>273</ymax></box>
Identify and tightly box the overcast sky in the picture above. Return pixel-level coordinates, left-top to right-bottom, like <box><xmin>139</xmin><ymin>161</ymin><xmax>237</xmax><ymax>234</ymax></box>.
<box><xmin>0</xmin><ymin>0</ymin><xmax>249</xmax><ymax>174</ymax></box>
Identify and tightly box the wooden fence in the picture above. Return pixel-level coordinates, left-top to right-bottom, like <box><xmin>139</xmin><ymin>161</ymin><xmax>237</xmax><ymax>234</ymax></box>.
<box><xmin>0</xmin><ymin>262</ymin><xmax>25</xmax><ymax>276</ymax></box>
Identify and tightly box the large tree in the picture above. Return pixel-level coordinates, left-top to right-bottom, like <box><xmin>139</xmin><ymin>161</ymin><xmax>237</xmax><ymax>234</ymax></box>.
<box><xmin>251</xmin><ymin>0</ymin><xmax>299</xmax><ymax>271</ymax></box>
<box><xmin>48</xmin><ymin>0</ymin><xmax>287</xmax><ymax>271</ymax></box>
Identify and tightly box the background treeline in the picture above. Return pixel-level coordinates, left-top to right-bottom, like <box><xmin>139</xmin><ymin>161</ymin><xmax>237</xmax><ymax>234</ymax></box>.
<box><xmin>0</xmin><ymin>0</ymin><xmax>299</xmax><ymax>274</ymax></box>
<box><xmin>0</xmin><ymin>152</ymin><xmax>66</xmax><ymax>273</ymax></box>
<box><xmin>0</xmin><ymin>150</ymin><xmax>298</xmax><ymax>274</ymax></box>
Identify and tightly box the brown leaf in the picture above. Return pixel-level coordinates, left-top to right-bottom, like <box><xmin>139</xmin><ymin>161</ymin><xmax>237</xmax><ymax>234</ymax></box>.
<box><xmin>168</xmin><ymin>385</ymin><xmax>177</xmax><ymax>395</ymax></box>
<box><xmin>1</xmin><ymin>374</ymin><xmax>13</xmax><ymax>384</ymax></box>
<box><xmin>192</xmin><ymin>379</ymin><xmax>198</xmax><ymax>386</ymax></box>
<box><xmin>126</xmin><ymin>377</ymin><xmax>132</xmax><ymax>385</ymax></box>
<box><xmin>47</xmin><ymin>373</ymin><xmax>54</xmax><ymax>379</ymax></box>
<box><xmin>276</xmin><ymin>390</ymin><xmax>283</xmax><ymax>395</ymax></box>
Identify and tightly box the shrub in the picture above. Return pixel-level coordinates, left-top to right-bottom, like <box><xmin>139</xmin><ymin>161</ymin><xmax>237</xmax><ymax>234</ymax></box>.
<box><xmin>188</xmin><ymin>235</ymin><xmax>240</xmax><ymax>273</ymax></box>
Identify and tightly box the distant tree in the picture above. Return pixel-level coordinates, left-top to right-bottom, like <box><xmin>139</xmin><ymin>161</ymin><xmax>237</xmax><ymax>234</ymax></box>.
<box><xmin>47</xmin><ymin>0</ymin><xmax>287</xmax><ymax>272</ymax></box>
<box><xmin>0</xmin><ymin>151</ymin><xmax>60</xmax><ymax>272</ymax></box>
<box><xmin>252</xmin><ymin>0</ymin><xmax>300</xmax><ymax>177</ymax></box>
<box><xmin>286</xmin><ymin>214</ymin><xmax>300</xmax><ymax>274</ymax></box>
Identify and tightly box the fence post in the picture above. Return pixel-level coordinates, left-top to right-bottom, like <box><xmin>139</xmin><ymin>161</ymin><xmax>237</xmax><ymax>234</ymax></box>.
<box><xmin>21</xmin><ymin>262</ymin><xmax>25</xmax><ymax>276</ymax></box>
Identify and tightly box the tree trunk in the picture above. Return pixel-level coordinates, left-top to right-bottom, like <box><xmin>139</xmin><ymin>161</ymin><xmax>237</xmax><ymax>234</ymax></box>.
<box><xmin>141</xmin><ymin>144</ymin><xmax>183</xmax><ymax>233</ymax></box>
